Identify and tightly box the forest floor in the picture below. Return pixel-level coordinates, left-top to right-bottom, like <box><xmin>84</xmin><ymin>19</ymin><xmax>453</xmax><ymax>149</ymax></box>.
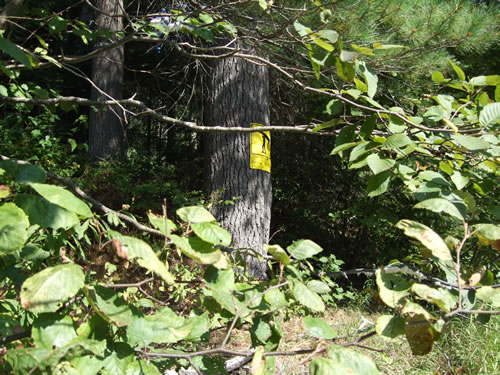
<box><xmin>212</xmin><ymin>308</ymin><xmax>500</xmax><ymax>375</ymax></box>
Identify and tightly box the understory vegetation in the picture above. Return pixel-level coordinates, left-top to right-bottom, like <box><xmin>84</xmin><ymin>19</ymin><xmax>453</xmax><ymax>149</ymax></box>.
<box><xmin>0</xmin><ymin>1</ymin><xmax>499</xmax><ymax>374</ymax></box>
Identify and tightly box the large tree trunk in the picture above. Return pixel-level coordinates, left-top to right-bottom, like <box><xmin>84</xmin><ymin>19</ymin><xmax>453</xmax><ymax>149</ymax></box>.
<box><xmin>204</xmin><ymin>56</ymin><xmax>272</xmax><ymax>279</ymax></box>
<box><xmin>89</xmin><ymin>0</ymin><xmax>126</xmax><ymax>161</ymax></box>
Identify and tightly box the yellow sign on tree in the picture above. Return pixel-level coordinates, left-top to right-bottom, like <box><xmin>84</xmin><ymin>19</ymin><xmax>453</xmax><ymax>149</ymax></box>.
<box><xmin>250</xmin><ymin>123</ymin><xmax>271</xmax><ymax>173</ymax></box>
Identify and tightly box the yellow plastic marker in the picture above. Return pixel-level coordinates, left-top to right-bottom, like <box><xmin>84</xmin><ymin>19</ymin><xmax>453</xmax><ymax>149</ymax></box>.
<box><xmin>250</xmin><ymin>123</ymin><xmax>271</xmax><ymax>173</ymax></box>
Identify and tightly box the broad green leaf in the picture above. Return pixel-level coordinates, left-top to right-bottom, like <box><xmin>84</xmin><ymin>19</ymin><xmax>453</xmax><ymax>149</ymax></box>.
<box><xmin>376</xmin><ymin>268</ymin><xmax>413</xmax><ymax>308</ymax></box>
<box><xmin>110</xmin><ymin>231</ymin><xmax>175</xmax><ymax>284</ymax></box>
<box><xmin>383</xmin><ymin>134</ymin><xmax>413</xmax><ymax>150</ymax></box>
<box><xmin>375</xmin><ymin>315</ymin><xmax>405</xmax><ymax>340</ymax></box>
<box><xmin>291</xmin><ymin>281</ymin><xmax>325</xmax><ymax>312</ymax></box>
<box><xmin>287</xmin><ymin>239</ymin><xmax>322</xmax><ymax>260</ymax></box>
<box><xmin>170</xmin><ymin>234</ymin><xmax>228</xmax><ymax>268</ymax></box>
<box><xmin>0</xmin><ymin>37</ymin><xmax>31</xmax><ymax>68</ymax></box>
<box><xmin>191</xmin><ymin>222</ymin><xmax>231</xmax><ymax>246</ymax></box>
<box><xmin>0</xmin><ymin>314</ymin><xmax>20</xmax><ymax>337</ymax></box>
<box><xmin>91</xmin><ymin>286</ymin><xmax>133</xmax><ymax>327</ymax></box>
<box><xmin>15</xmin><ymin>164</ymin><xmax>46</xmax><ymax>184</ymax></box>
<box><xmin>366</xmin><ymin>170</ymin><xmax>391</xmax><ymax>197</ymax></box>
<box><xmin>251</xmin><ymin>318</ymin><xmax>272</xmax><ymax>344</ymax></box>
<box><xmin>476</xmin><ymin>286</ymin><xmax>500</xmax><ymax>307</ymax></box>
<box><xmin>101</xmin><ymin>344</ymin><xmax>134</xmax><ymax>375</ymax></box>
<box><xmin>147</xmin><ymin>212</ymin><xmax>176</xmax><ymax>235</ymax></box>
<box><xmin>395</xmin><ymin>220</ymin><xmax>453</xmax><ymax>266</ymax></box>
<box><xmin>20</xmin><ymin>264</ymin><xmax>85</xmax><ymax>313</ymax></box>
<box><xmin>473</xmin><ymin>224</ymin><xmax>500</xmax><ymax>241</ymax></box>
<box><xmin>32</xmin><ymin>314</ymin><xmax>77</xmax><ymax>349</ymax></box>
<box><xmin>424</xmin><ymin>105</ymin><xmax>447</xmax><ymax>121</ymax></box>
<box><xmin>70</xmin><ymin>355</ymin><xmax>104</xmax><ymax>375</ymax></box>
<box><xmin>350</xmin><ymin>141</ymin><xmax>377</xmax><ymax>162</ymax></box>
<box><xmin>176</xmin><ymin>206</ymin><xmax>215</xmax><ymax>223</ymax></box>
<box><xmin>330</xmin><ymin>142</ymin><xmax>360</xmax><ymax>155</ymax></box>
<box><xmin>0</xmin><ymin>202</ymin><xmax>29</xmax><ymax>253</ymax></box>
<box><xmin>367</xmin><ymin>154</ymin><xmax>396</xmax><ymax>174</ymax></box>
<box><xmin>303</xmin><ymin>317</ymin><xmax>336</xmax><ymax>339</ymax></box>
<box><xmin>313</xmin><ymin>118</ymin><xmax>339</xmax><ymax>133</ymax></box>
<box><xmin>310</xmin><ymin>358</ymin><xmax>346</xmax><ymax>375</ymax></box>
<box><xmin>405</xmin><ymin>314</ymin><xmax>440</xmax><ymax>355</ymax></box>
<box><xmin>325</xmin><ymin>99</ymin><xmax>342</xmax><ymax>115</ymax></box>
<box><xmin>326</xmin><ymin>345</ymin><xmax>381</xmax><ymax>374</ymax></box>
<box><xmin>335</xmin><ymin>58</ymin><xmax>355</xmax><ymax>82</ymax></box>
<box><xmin>15</xmin><ymin>194</ymin><xmax>79</xmax><ymax>230</ymax></box>
<box><xmin>414</xmin><ymin>198</ymin><xmax>464</xmax><ymax>221</ymax></box>
<box><xmin>313</xmin><ymin>37</ymin><xmax>333</xmax><ymax>51</ymax></box>
<box><xmin>264</xmin><ymin>288</ymin><xmax>288</xmax><ymax>310</ymax></box>
<box><xmin>307</xmin><ymin>280</ymin><xmax>331</xmax><ymax>294</ymax></box>
<box><xmin>318</xmin><ymin>30</ymin><xmax>338</xmax><ymax>43</ymax></box>
<box><xmin>479</xmin><ymin>102</ymin><xmax>500</xmax><ymax>128</ymax></box>
<box><xmin>251</xmin><ymin>346</ymin><xmax>266</xmax><ymax>375</ymax></box>
<box><xmin>418</xmin><ymin>170</ymin><xmax>451</xmax><ymax>187</ymax></box>
<box><xmin>294</xmin><ymin>21</ymin><xmax>311</xmax><ymax>38</ymax></box>
<box><xmin>358</xmin><ymin>61</ymin><xmax>378</xmax><ymax>98</ymax></box>
<box><xmin>469</xmin><ymin>75</ymin><xmax>500</xmax><ymax>86</ymax></box>
<box><xmin>451</xmin><ymin>172</ymin><xmax>469</xmax><ymax>190</ymax></box>
<box><xmin>432</xmin><ymin>71</ymin><xmax>447</xmax><ymax>83</ymax></box>
<box><xmin>265</xmin><ymin>244</ymin><xmax>290</xmax><ymax>265</ymax></box>
<box><xmin>411</xmin><ymin>284</ymin><xmax>457</xmax><ymax>312</ymax></box>
<box><xmin>127</xmin><ymin>307</ymin><xmax>191</xmax><ymax>347</ymax></box>
<box><xmin>125</xmin><ymin>360</ymin><xmax>162</xmax><ymax>375</ymax></box>
<box><xmin>47</xmin><ymin>16</ymin><xmax>68</xmax><ymax>34</ymax></box>
<box><xmin>29</xmin><ymin>183</ymin><xmax>92</xmax><ymax>218</ymax></box>
<box><xmin>360</xmin><ymin>115</ymin><xmax>376</xmax><ymax>139</ymax></box>
<box><xmin>258</xmin><ymin>0</ymin><xmax>269</xmax><ymax>10</ymax></box>
<box><xmin>351</xmin><ymin>44</ymin><xmax>374</xmax><ymax>56</ymax></box>
<box><xmin>452</xmin><ymin>134</ymin><xmax>490</xmax><ymax>151</ymax></box>
<box><xmin>340</xmin><ymin>49</ymin><xmax>357</xmax><ymax>62</ymax></box>
<box><xmin>448</xmin><ymin>59</ymin><xmax>465</xmax><ymax>81</ymax></box>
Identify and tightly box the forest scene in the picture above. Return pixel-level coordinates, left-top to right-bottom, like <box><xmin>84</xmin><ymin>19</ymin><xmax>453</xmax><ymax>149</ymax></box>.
<box><xmin>0</xmin><ymin>0</ymin><xmax>499</xmax><ymax>374</ymax></box>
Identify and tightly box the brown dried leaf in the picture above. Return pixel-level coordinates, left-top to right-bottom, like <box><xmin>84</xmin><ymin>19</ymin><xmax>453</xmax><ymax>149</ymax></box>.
<box><xmin>112</xmin><ymin>239</ymin><xmax>128</xmax><ymax>260</ymax></box>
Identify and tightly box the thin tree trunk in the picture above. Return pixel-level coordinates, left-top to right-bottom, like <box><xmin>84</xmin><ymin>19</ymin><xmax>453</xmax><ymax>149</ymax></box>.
<box><xmin>89</xmin><ymin>0</ymin><xmax>126</xmax><ymax>161</ymax></box>
<box><xmin>204</xmin><ymin>55</ymin><xmax>272</xmax><ymax>279</ymax></box>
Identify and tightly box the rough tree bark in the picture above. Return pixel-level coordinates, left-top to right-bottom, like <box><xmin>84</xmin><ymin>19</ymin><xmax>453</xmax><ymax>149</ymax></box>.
<box><xmin>89</xmin><ymin>0</ymin><xmax>126</xmax><ymax>160</ymax></box>
<box><xmin>204</xmin><ymin>55</ymin><xmax>272</xmax><ymax>279</ymax></box>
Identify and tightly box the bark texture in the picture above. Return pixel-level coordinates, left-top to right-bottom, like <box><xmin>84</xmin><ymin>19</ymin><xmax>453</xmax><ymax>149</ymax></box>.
<box><xmin>204</xmin><ymin>56</ymin><xmax>272</xmax><ymax>279</ymax></box>
<box><xmin>89</xmin><ymin>0</ymin><xmax>126</xmax><ymax>160</ymax></box>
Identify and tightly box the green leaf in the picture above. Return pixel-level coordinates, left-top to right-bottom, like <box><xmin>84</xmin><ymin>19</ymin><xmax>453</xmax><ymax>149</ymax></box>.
<box><xmin>291</xmin><ymin>281</ymin><xmax>325</xmax><ymax>312</ymax></box>
<box><xmin>358</xmin><ymin>61</ymin><xmax>378</xmax><ymax>98</ymax></box>
<box><xmin>287</xmin><ymin>239</ymin><xmax>322</xmax><ymax>260</ymax></box>
<box><xmin>479</xmin><ymin>102</ymin><xmax>500</xmax><ymax>128</ymax></box>
<box><xmin>326</xmin><ymin>345</ymin><xmax>381</xmax><ymax>374</ymax></box>
<box><xmin>91</xmin><ymin>286</ymin><xmax>134</xmax><ymax>327</ymax></box>
<box><xmin>318</xmin><ymin>30</ymin><xmax>339</xmax><ymax>43</ymax></box>
<box><xmin>375</xmin><ymin>315</ymin><xmax>405</xmax><ymax>340</ymax></box>
<box><xmin>307</xmin><ymin>280</ymin><xmax>331</xmax><ymax>294</ymax></box>
<box><xmin>432</xmin><ymin>71</ymin><xmax>447</xmax><ymax>83</ymax></box>
<box><xmin>330</xmin><ymin>142</ymin><xmax>360</xmax><ymax>155</ymax></box>
<box><xmin>360</xmin><ymin>115</ymin><xmax>376</xmax><ymax>139</ymax></box>
<box><xmin>366</xmin><ymin>170</ymin><xmax>391</xmax><ymax>197</ymax></box>
<box><xmin>147</xmin><ymin>212</ymin><xmax>176</xmax><ymax>235</ymax></box>
<box><xmin>176</xmin><ymin>206</ymin><xmax>215</xmax><ymax>223</ymax></box>
<box><xmin>383</xmin><ymin>134</ymin><xmax>413</xmax><ymax>150</ymax></box>
<box><xmin>294</xmin><ymin>21</ymin><xmax>311</xmax><ymax>38</ymax></box>
<box><xmin>15</xmin><ymin>164</ymin><xmax>46</xmax><ymax>184</ymax></box>
<box><xmin>405</xmin><ymin>314</ymin><xmax>441</xmax><ymax>355</ymax></box>
<box><xmin>47</xmin><ymin>16</ymin><xmax>68</xmax><ymax>34</ymax></box>
<box><xmin>251</xmin><ymin>318</ymin><xmax>272</xmax><ymax>344</ymax></box>
<box><xmin>424</xmin><ymin>105</ymin><xmax>447</xmax><ymax>121</ymax></box>
<box><xmin>395</xmin><ymin>220</ymin><xmax>453</xmax><ymax>266</ymax></box>
<box><xmin>303</xmin><ymin>317</ymin><xmax>336</xmax><ymax>339</ymax></box>
<box><xmin>20</xmin><ymin>264</ymin><xmax>85</xmax><ymax>313</ymax></box>
<box><xmin>340</xmin><ymin>49</ymin><xmax>357</xmax><ymax>62</ymax></box>
<box><xmin>310</xmin><ymin>358</ymin><xmax>345</xmax><ymax>375</ymax></box>
<box><xmin>452</xmin><ymin>134</ymin><xmax>490</xmax><ymax>151</ymax></box>
<box><xmin>473</xmin><ymin>224</ymin><xmax>500</xmax><ymax>241</ymax></box>
<box><xmin>411</xmin><ymin>284</ymin><xmax>457</xmax><ymax>312</ymax></box>
<box><xmin>0</xmin><ymin>202</ymin><xmax>29</xmax><ymax>253</ymax></box>
<box><xmin>313</xmin><ymin>37</ymin><xmax>333</xmax><ymax>52</ymax></box>
<box><xmin>110</xmin><ymin>231</ymin><xmax>176</xmax><ymax>284</ymax></box>
<box><xmin>367</xmin><ymin>154</ymin><xmax>396</xmax><ymax>174</ymax></box>
<box><xmin>0</xmin><ymin>37</ymin><xmax>31</xmax><ymax>68</ymax></box>
<box><xmin>264</xmin><ymin>288</ymin><xmax>288</xmax><ymax>310</ymax></box>
<box><xmin>476</xmin><ymin>286</ymin><xmax>500</xmax><ymax>307</ymax></box>
<box><xmin>29</xmin><ymin>183</ymin><xmax>92</xmax><ymax>218</ymax></box>
<box><xmin>450</xmin><ymin>172</ymin><xmax>469</xmax><ymax>190</ymax></box>
<box><xmin>127</xmin><ymin>307</ymin><xmax>192</xmax><ymax>347</ymax></box>
<box><xmin>32</xmin><ymin>314</ymin><xmax>77</xmax><ymax>349</ymax></box>
<box><xmin>448</xmin><ymin>59</ymin><xmax>465</xmax><ymax>81</ymax></box>
<box><xmin>15</xmin><ymin>194</ymin><xmax>79</xmax><ymax>230</ymax></box>
<box><xmin>170</xmin><ymin>234</ymin><xmax>228</xmax><ymax>268</ymax></box>
<box><xmin>335</xmin><ymin>58</ymin><xmax>355</xmax><ymax>82</ymax></box>
<box><xmin>312</xmin><ymin>118</ymin><xmax>339</xmax><ymax>133</ymax></box>
<box><xmin>376</xmin><ymin>268</ymin><xmax>413</xmax><ymax>308</ymax></box>
<box><xmin>265</xmin><ymin>244</ymin><xmax>290</xmax><ymax>266</ymax></box>
<box><xmin>351</xmin><ymin>44</ymin><xmax>374</xmax><ymax>56</ymax></box>
<box><xmin>258</xmin><ymin>0</ymin><xmax>270</xmax><ymax>11</ymax></box>
<box><xmin>469</xmin><ymin>75</ymin><xmax>500</xmax><ymax>86</ymax></box>
<box><xmin>191</xmin><ymin>222</ymin><xmax>231</xmax><ymax>246</ymax></box>
<box><xmin>414</xmin><ymin>198</ymin><xmax>464</xmax><ymax>221</ymax></box>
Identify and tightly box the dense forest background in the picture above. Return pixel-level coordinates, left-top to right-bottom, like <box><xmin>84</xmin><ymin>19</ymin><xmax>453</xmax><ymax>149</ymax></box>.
<box><xmin>0</xmin><ymin>1</ymin><xmax>499</xmax><ymax>374</ymax></box>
